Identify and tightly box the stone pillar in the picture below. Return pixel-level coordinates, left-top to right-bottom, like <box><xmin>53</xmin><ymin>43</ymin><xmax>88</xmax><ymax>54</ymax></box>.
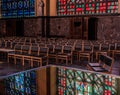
<box><xmin>36</xmin><ymin>0</ymin><xmax>44</xmax><ymax>16</ymax></box>
<box><xmin>118</xmin><ymin>0</ymin><xmax>120</xmax><ymax>13</ymax></box>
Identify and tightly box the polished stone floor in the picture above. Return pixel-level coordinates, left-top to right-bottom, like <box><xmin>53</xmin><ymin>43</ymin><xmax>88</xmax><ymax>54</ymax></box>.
<box><xmin>0</xmin><ymin>58</ymin><xmax>120</xmax><ymax>79</ymax></box>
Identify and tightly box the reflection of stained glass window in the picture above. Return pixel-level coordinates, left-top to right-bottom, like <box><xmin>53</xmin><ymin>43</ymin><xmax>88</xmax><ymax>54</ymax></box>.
<box><xmin>1</xmin><ymin>0</ymin><xmax>35</xmax><ymax>18</ymax></box>
<box><xmin>57</xmin><ymin>67</ymin><xmax>117</xmax><ymax>95</ymax></box>
<box><xmin>4</xmin><ymin>70</ymin><xmax>36</xmax><ymax>95</ymax></box>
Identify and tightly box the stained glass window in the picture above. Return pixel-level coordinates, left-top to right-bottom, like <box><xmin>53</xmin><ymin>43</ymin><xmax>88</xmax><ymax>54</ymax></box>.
<box><xmin>57</xmin><ymin>67</ymin><xmax>117</xmax><ymax>95</ymax></box>
<box><xmin>57</xmin><ymin>0</ymin><xmax>118</xmax><ymax>16</ymax></box>
<box><xmin>4</xmin><ymin>70</ymin><xmax>36</xmax><ymax>95</ymax></box>
<box><xmin>1</xmin><ymin>0</ymin><xmax>35</xmax><ymax>18</ymax></box>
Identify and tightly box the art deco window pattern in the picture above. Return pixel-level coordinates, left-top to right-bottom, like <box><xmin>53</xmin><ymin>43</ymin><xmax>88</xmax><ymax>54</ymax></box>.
<box><xmin>57</xmin><ymin>67</ymin><xmax>117</xmax><ymax>95</ymax></box>
<box><xmin>57</xmin><ymin>0</ymin><xmax>118</xmax><ymax>15</ymax></box>
<box><xmin>1</xmin><ymin>0</ymin><xmax>35</xmax><ymax>18</ymax></box>
<box><xmin>4</xmin><ymin>71</ymin><xmax>36</xmax><ymax>95</ymax></box>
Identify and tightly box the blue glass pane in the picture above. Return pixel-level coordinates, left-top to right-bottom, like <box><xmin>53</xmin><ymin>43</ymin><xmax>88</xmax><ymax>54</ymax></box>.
<box><xmin>1</xmin><ymin>0</ymin><xmax>35</xmax><ymax>18</ymax></box>
<box><xmin>18</xmin><ymin>10</ymin><xmax>23</xmax><ymax>15</ymax></box>
<box><xmin>12</xmin><ymin>2</ymin><xmax>17</xmax><ymax>9</ymax></box>
<box><xmin>18</xmin><ymin>1</ymin><xmax>23</xmax><ymax>9</ymax></box>
<box><xmin>24</xmin><ymin>10</ymin><xmax>29</xmax><ymax>15</ymax></box>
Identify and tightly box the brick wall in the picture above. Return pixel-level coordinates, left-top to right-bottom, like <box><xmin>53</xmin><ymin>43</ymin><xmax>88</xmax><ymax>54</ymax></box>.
<box><xmin>0</xmin><ymin>20</ymin><xmax>6</xmax><ymax>37</ymax></box>
<box><xmin>0</xmin><ymin>17</ymin><xmax>120</xmax><ymax>40</ymax></box>
<box><xmin>97</xmin><ymin>17</ymin><xmax>120</xmax><ymax>40</ymax></box>
<box><xmin>24</xmin><ymin>18</ymin><xmax>42</xmax><ymax>37</ymax></box>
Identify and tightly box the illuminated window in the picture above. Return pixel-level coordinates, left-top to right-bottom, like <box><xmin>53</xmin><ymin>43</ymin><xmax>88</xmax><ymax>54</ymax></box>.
<box><xmin>57</xmin><ymin>0</ymin><xmax>118</xmax><ymax>15</ymax></box>
<box><xmin>1</xmin><ymin>0</ymin><xmax>35</xmax><ymax>18</ymax></box>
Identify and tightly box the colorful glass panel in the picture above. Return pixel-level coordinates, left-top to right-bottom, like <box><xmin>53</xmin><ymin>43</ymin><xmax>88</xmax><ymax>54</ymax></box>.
<box><xmin>1</xmin><ymin>0</ymin><xmax>35</xmax><ymax>18</ymax></box>
<box><xmin>57</xmin><ymin>67</ymin><xmax>117</xmax><ymax>95</ymax></box>
<box><xmin>4</xmin><ymin>70</ymin><xmax>36</xmax><ymax>95</ymax></box>
<box><xmin>57</xmin><ymin>0</ymin><xmax>118</xmax><ymax>15</ymax></box>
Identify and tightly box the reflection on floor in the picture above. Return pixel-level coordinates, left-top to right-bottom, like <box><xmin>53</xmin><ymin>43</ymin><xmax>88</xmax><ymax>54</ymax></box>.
<box><xmin>0</xmin><ymin>61</ymin><xmax>31</xmax><ymax>77</ymax></box>
<box><xmin>0</xmin><ymin>59</ymin><xmax>120</xmax><ymax>78</ymax></box>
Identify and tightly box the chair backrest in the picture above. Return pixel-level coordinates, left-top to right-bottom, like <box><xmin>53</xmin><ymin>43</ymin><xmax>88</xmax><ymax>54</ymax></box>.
<box><xmin>24</xmin><ymin>42</ymin><xmax>31</xmax><ymax>46</ymax></box>
<box><xmin>39</xmin><ymin>43</ymin><xmax>46</xmax><ymax>47</ymax></box>
<box><xmin>54</xmin><ymin>45</ymin><xmax>63</xmax><ymax>53</ymax></box>
<box><xmin>63</xmin><ymin>45</ymin><xmax>73</xmax><ymax>54</ymax></box>
<box><xmin>30</xmin><ymin>46</ymin><xmax>39</xmax><ymax>56</ymax></box>
<box><xmin>32</xmin><ymin>43</ymin><xmax>39</xmax><ymax>47</ymax></box>
<box><xmin>93</xmin><ymin>44</ymin><xmax>100</xmax><ymax>52</ymax></box>
<box><xmin>99</xmin><ymin>54</ymin><xmax>114</xmax><ymax>73</ymax></box>
<box><xmin>39</xmin><ymin>47</ymin><xmax>49</xmax><ymax>56</ymax></box>
<box><xmin>46</xmin><ymin>44</ymin><xmax>54</xmax><ymax>53</ymax></box>
<box><xmin>109</xmin><ymin>43</ymin><xmax>115</xmax><ymax>51</ymax></box>
<box><xmin>100</xmin><ymin>43</ymin><xmax>109</xmax><ymax>51</ymax></box>
<box><xmin>115</xmin><ymin>42</ymin><xmax>120</xmax><ymax>50</ymax></box>
<box><xmin>0</xmin><ymin>41</ymin><xmax>6</xmax><ymax>48</ymax></box>
<box><xmin>31</xmin><ymin>39</ymin><xmax>36</xmax><ymax>43</ymax></box>
<box><xmin>21</xmin><ymin>45</ymin><xmax>30</xmax><ymax>55</ymax></box>
<box><xmin>11</xmin><ymin>42</ymin><xmax>17</xmax><ymax>49</ymax></box>
<box><xmin>74</xmin><ymin>44</ymin><xmax>82</xmax><ymax>51</ymax></box>
<box><xmin>83</xmin><ymin>44</ymin><xmax>93</xmax><ymax>52</ymax></box>
<box><xmin>16</xmin><ymin>42</ymin><xmax>24</xmax><ymax>45</ymax></box>
<box><xmin>5</xmin><ymin>41</ymin><xmax>12</xmax><ymax>49</ymax></box>
<box><xmin>14</xmin><ymin>44</ymin><xmax>22</xmax><ymax>54</ymax></box>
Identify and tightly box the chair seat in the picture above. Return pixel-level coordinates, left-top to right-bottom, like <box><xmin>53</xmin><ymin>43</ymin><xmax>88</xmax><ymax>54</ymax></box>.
<box><xmin>32</xmin><ymin>55</ymin><xmax>47</xmax><ymax>59</ymax></box>
<box><xmin>88</xmin><ymin>63</ymin><xmax>100</xmax><ymax>67</ymax></box>
<box><xmin>96</xmin><ymin>51</ymin><xmax>107</xmax><ymax>54</ymax></box>
<box><xmin>8</xmin><ymin>53</ymin><xmax>15</xmax><ymax>56</ymax></box>
<box><xmin>8</xmin><ymin>51</ymin><xmax>15</xmax><ymax>54</ymax></box>
<box><xmin>39</xmin><ymin>55</ymin><xmax>47</xmax><ymax>58</ymax></box>
<box><xmin>114</xmin><ymin>50</ymin><xmax>120</xmax><ymax>53</ymax></box>
<box><xmin>57</xmin><ymin>53</ymin><xmax>71</xmax><ymax>56</ymax></box>
<box><xmin>79</xmin><ymin>52</ymin><xmax>92</xmax><ymax>56</ymax></box>
<box><xmin>49</xmin><ymin>51</ymin><xmax>56</xmax><ymax>54</ymax></box>
<box><xmin>92</xmin><ymin>67</ymin><xmax>108</xmax><ymax>72</ymax></box>
<box><xmin>29</xmin><ymin>54</ymin><xmax>39</xmax><ymax>57</ymax></box>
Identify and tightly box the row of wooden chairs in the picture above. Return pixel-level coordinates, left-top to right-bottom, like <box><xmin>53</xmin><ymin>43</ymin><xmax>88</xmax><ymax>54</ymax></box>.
<box><xmin>1</xmin><ymin>37</ymin><xmax>120</xmax><ymax>63</ymax></box>
<box><xmin>8</xmin><ymin>44</ymin><xmax>73</xmax><ymax>66</ymax></box>
<box><xmin>0</xmin><ymin>41</ymin><xmax>117</xmax><ymax>64</ymax></box>
<box><xmin>8</xmin><ymin>45</ymin><xmax>48</xmax><ymax>67</ymax></box>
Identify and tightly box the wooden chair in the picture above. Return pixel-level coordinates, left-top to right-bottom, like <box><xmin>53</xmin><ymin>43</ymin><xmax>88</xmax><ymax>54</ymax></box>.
<box><xmin>92</xmin><ymin>43</ymin><xmax>101</xmax><ymax>61</ymax></box>
<box><xmin>14</xmin><ymin>45</ymin><xmax>30</xmax><ymax>66</ymax></box>
<box><xmin>73</xmin><ymin>44</ymin><xmax>82</xmax><ymax>62</ymax></box>
<box><xmin>95</xmin><ymin>43</ymin><xmax>109</xmax><ymax>60</ymax></box>
<box><xmin>108</xmin><ymin>43</ymin><xmax>115</xmax><ymax>58</ymax></box>
<box><xmin>30</xmin><ymin>46</ymin><xmax>39</xmax><ymax>57</ymax></box>
<box><xmin>113</xmin><ymin>42</ymin><xmax>120</xmax><ymax>58</ymax></box>
<box><xmin>0</xmin><ymin>41</ymin><xmax>6</xmax><ymax>48</ymax></box>
<box><xmin>31</xmin><ymin>47</ymin><xmax>48</xmax><ymax>67</ymax></box>
<box><xmin>57</xmin><ymin>45</ymin><xmax>73</xmax><ymax>65</ymax></box>
<box><xmin>5</xmin><ymin>41</ymin><xmax>12</xmax><ymax>49</ymax></box>
<box><xmin>29</xmin><ymin>46</ymin><xmax>39</xmax><ymax>67</ymax></box>
<box><xmin>48</xmin><ymin>45</ymin><xmax>63</xmax><ymax>64</ymax></box>
<box><xmin>8</xmin><ymin>44</ymin><xmax>22</xmax><ymax>63</ymax></box>
<box><xmin>79</xmin><ymin>44</ymin><xmax>93</xmax><ymax>63</ymax></box>
<box><xmin>32</xmin><ymin>43</ymin><xmax>39</xmax><ymax>47</ymax></box>
<box><xmin>87</xmin><ymin>54</ymin><xmax>114</xmax><ymax>74</ymax></box>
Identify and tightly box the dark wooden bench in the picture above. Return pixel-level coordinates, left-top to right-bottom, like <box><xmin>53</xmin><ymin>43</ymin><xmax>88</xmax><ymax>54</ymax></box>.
<box><xmin>87</xmin><ymin>54</ymin><xmax>114</xmax><ymax>74</ymax></box>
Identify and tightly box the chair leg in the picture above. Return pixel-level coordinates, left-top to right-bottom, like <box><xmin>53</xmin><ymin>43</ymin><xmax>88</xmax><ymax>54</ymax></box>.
<box><xmin>14</xmin><ymin>56</ymin><xmax>16</xmax><ymax>65</ymax></box>
<box><xmin>40</xmin><ymin>58</ymin><xmax>42</xmax><ymax>66</ymax></box>
<box><xmin>7</xmin><ymin>56</ymin><xmax>10</xmax><ymax>63</ymax></box>
<box><xmin>22</xmin><ymin>57</ymin><xmax>24</xmax><ymax>66</ymax></box>
<box><xmin>46</xmin><ymin>57</ymin><xmax>48</xmax><ymax>65</ymax></box>
<box><xmin>56</xmin><ymin>55</ymin><xmax>58</xmax><ymax>64</ymax></box>
<box><xmin>31</xmin><ymin>59</ymin><xmax>33</xmax><ymax>67</ymax></box>
<box><xmin>66</xmin><ymin>57</ymin><xmax>68</xmax><ymax>65</ymax></box>
<box><xmin>96</xmin><ymin>52</ymin><xmax>98</xmax><ymax>61</ymax></box>
<box><xmin>88</xmin><ymin>56</ymin><xmax>90</xmax><ymax>62</ymax></box>
<box><xmin>71</xmin><ymin>56</ymin><xmax>72</xmax><ymax>64</ymax></box>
